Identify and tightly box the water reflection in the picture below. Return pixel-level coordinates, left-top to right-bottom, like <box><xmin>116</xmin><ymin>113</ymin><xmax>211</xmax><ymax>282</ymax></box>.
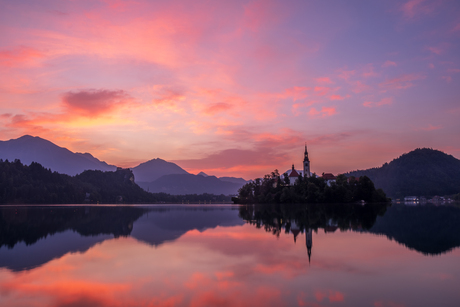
<box><xmin>0</xmin><ymin>204</ymin><xmax>459</xmax><ymax>307</ymax></box>
<box><xmin>239</xmin><ymin>203</ymin><xmax>460</xmax><ymax>256</ymax></box>
<box><xmin>0</xmin><ymin>206</ymin><xmax>243</xmax><ymax>271</ymax></box>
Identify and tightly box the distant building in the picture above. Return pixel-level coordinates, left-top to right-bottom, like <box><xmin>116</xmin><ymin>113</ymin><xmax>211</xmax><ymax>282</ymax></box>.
<box><xmin>404</xmin><ymin>196</ymin><xmax>419</xmax><ymax>205</ymax></box>
<box><xmin>322</xmin><ymin>173</ymin><xmax>336</xmax><ymax>186</ymax></box>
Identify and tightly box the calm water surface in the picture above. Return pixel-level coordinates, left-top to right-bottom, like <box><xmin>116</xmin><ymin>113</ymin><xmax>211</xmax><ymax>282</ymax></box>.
<box><xmin>0</xmin><ymin>203</ymin><xmax>459</xmax><ymax>307</ymax></box>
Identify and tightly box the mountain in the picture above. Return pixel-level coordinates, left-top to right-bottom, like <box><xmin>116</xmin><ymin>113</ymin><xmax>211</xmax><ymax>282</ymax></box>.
<box><xmin>131</xmin><ymin>158</ymin><xmax>189</xmax><ymax>182</ymax></box>
<box><xmin>198</xmin><ymin>171</ymin><xmax>248</xmax><ymax>185</ymax></box>
<box><xmin>0</xmin><ymin>135</ymin><xmax>116</xmax><ymax>175</ymax></box>
<box><xmin>218</xmin><ymin>176</ymin><xmax>248</xmax><ymax>185</ymax></box>
<box><xmin>346</xmin><ymin>148</ymin><xmax>460</xmax><ymax>198</ymax></box>
<box><xmin>137</xmin><ymin>173</ymin><xmax>243</xmax><ymax>195</ymax></box>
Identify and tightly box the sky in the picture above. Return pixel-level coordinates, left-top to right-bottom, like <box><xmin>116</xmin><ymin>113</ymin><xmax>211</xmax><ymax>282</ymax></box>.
<box><xmin>0</xmin><ymin>0</ymin><xmax>459</xmax><ymax>179</ymax></box>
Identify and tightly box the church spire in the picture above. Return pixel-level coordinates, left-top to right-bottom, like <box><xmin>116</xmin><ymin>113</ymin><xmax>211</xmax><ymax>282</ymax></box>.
<box><xmin>303</xmin><ymin>143</ymin><xmax>311</xmax><ymax>178</ymax></box>
<box><xmin>304</xmin><ymin>143</ymin><xmax>309</xmax><ymax>162</ymax></box>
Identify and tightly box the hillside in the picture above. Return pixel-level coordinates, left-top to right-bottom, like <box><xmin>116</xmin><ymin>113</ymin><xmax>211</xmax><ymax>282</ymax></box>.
<box><xmin>0</xmin><ymin>135</ymin><xmax>116</xmax><ymax>175</ymax></box>
<box><xmin>0</xmin><ymin>159</ymin><xmax>156</xmax><ymax>204</ymax></box>
<box><xmin>346</xmin><ymin>148</ymin><xmax>460</xmax><ymax>198</ymax></box>
<box><xmin>138</xmin><ymin>173</ymin><xmax>242</xmax><ymax>195</ymax></box>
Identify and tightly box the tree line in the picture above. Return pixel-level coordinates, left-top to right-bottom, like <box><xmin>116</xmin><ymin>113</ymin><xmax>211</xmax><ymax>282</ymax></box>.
<box><xmin>234</xmin><ymin>170</ymin><xmax>389</xmax><ymax>204</ymax></box>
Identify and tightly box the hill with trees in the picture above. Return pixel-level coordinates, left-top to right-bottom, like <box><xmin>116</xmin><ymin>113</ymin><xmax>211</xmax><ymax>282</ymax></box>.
<box><xmin>0</xmin><ymin>159</ymin><xmax>232</xmax><ymax>204</ymax></box>
<box><xmin>346</xmin><ymin>148</ymin><xmax>460</xmax><ymax>198</ymax></box>
<box><xmin>0</xmin><ymin>135</ymin><xmax>116</xmax><ymax>175</ymax></box>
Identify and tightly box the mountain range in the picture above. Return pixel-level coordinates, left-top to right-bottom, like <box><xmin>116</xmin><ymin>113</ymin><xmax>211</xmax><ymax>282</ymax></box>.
<box><xmin>0</xmin><ymin>135</ymin><xmax>246</xmax><ymax>195</ymax></box>
<box><xmin>2</xmin><ymin>136</ymin><xmax>460</xmax><ymax>198</ymax></box>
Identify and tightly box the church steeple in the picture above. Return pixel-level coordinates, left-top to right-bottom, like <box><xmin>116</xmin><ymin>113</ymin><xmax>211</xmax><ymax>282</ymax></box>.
<box><xmin>306</xmin><ymin>228</ymin><xmax>312</xmax><ymax>264</ymax></box>
<box><xmin>303</xmin><ymin>143</ymin><xmax>311</xmax><ymax>178</ymax></box>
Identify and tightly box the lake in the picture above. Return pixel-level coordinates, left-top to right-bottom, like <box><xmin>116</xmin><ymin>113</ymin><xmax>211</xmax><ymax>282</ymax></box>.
<box><xmin>0</xmin><ymin>203</ymin><xmax>459</xmax><ymax>307</ymax></box>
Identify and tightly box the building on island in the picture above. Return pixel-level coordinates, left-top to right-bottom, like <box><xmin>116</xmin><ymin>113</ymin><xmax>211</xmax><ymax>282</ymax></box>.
<box><xmin>288</xmin><ymin>165</ymin><xmax>300</xmax><ymax>185</ymax></box>
<box><xmin>322</xmin><ymin>173</ymin><xmax>336</xmax><ymax>186</ymax></box>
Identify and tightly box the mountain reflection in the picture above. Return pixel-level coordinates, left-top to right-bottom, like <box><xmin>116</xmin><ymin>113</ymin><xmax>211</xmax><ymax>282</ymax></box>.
<box><xmin>0</xmin><ymin>206</ymin><xmax>243</xmax><ymax>271</ymax></box>
<box><xmin>239</xmin><ymin>203</ymin><xmax>460</xmax><ymax>256</ymax></box>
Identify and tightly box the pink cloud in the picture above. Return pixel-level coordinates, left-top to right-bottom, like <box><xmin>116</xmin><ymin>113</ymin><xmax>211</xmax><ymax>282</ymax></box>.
<box><xmin>0</xmin><ymin>46</ymin><xmax>44</xmax><ymax>68</ymax></box>
<box><xmin>337</xmin><ymin>68</ymin><xmax>355</xmax><ymax>80</ymax></box>
<box><xmin>401</xmin><ymin>0</ymin><xmax>426</xmax><ymax>18</ymax></box>
<box><xmin>308</xmin><ymin>106</ymin><xmax>337</xmax><ymax>117</ymax></box>
<box><xmin>314</xmin><ymin>86</ymin><xmax>332</xmax><ymax>96</ymax></box>
<box><xmin>426</xmin><ymin>46</ymin><xmax>442</xmax><ymax>55</ymax></box>
<box><xmin>62</xmin><ymin>89</ymin><xmax>133</xmax><ymax>117</ymax></box>
<box><xmin>400</xmin><ymin>0</ymin><xmax>438</xmax><ymax>19</ymax></box>
<box><xmin>329</xmin><ymin>94</ymin><xmax>345</xmax><ymax>101</ymax></box>
<box><xmin>442</xmin><ymin>76</ymin><xmax>452</xmax><ymax>82</ymax></box>
<box><xmin>243</xmin><ymin>0</ymin><xmax>284</xmax><ymax>32</ymax></box>
<box><xmin>447</xmin><ymin>68</ymin><xmax>460</xmax><ymax>73</ymax></box>
<box><xmin>363</xmin><ymin>97</ymin><xmax>393</xmax><ymax>108</ymax></box>
<box><xmin>203</xmin><ymin>102</ymin><xmax>233</xmax><ymax>115</ymax></box>
<box><xmin>352</xmin><ymin>81</ymin><xmax>372</xmax><ymax>93</ymax></box>
<box><xmin>362</xmin><ymin>64</ymin><xmax>378</xmax><ymax>78</ymax></box>
<box><xmin>382</xmin><ymin>60</ymin><xmax>397</xmax><ymax>68</ymax></box>
<box><xmin>417</xmin><ymin>124</ymin><xmax>442</xmax><ymax>131</ymax></box>
<box><xmin>379</xmin><ymin>74</ymin><xmax>425</xmax><ymax>90</ymax></box>
<box><xmin>316</xmin><ymin>77</ymin><xmax>333</xmax><ymax>84</ymax></box>
<box><xmin>428</xmin><ymin>63</ymin><xmax>435</xmax><ymax>69</ymax></box>
<box><xmin>281</xmin><ymin>86</ymin><xmax>310</xmax><ymax>101</ymax></box>
<box><xmin>453</xmin><ymin>23</ymin><xmax>460</xmax><ymax>32</ymax></box>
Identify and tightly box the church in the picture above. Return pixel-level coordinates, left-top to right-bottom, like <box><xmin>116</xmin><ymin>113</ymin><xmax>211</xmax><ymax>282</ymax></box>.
<box><xmin>287</xmin><ymin>145</ymin><xmax>311</xmax><ymax>185</ymax></box>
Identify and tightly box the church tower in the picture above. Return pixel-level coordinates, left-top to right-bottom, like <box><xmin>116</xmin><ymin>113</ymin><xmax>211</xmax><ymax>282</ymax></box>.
<box><xmin>303</xmin><ymin>144</ymin><xmax>310</xmax><ymax>178</ymax></box>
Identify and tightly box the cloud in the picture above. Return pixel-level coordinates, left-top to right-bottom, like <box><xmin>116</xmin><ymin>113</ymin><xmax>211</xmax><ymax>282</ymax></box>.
<box><xmin>329</xmin><ymin>95</ymin><xmax>345</xmax><ymax>101</ymax></box>
<box><xmin>203</xmin><ymin>102</ymin><xmax>233</xmax><ymax>115</ymax></box>
<box><xmin>362</xmin><ymin>64</ymin><xmax>378</xmax><ymax>78</ymax></box>
<box><xmin>314</xmin><ymin>87</ymin><xmax>332</xmax><ymax>96</ymax></box>
<box><xmin>336</xmin><ymin>68</ymin><xmax>355</xmax><ymax>80</ymax></box>
<box><xmin>280</xmin><ymin>86</ymin><xmax>310</xmax><ymax>101</ymax></box>
<box><xmin>417</xmin><ymin>124</ymin><xmax>442</xmax><ymax>131</ymax></box>
<box><xmin>453</xmin><ymin>23</ymin><xmax>460</xmax><ymax>32</ymax></box>
<box><xmin>382</xmin><ymin>61</ymin><xmax>397</xmax><ymax>68</ymax></box>
<box><xmin>400</xmin><ymin>0</ymin><xmax>438</xmax><ymax>19</ymax></box>
<box><xmin>426</xmin><ymin>43</ymin><xmax>449</xmax><ymax>55</ymax></box>
<box><xmin>363</xmin><ymin>97</ymin><xmax>393</xmax><ymax>108</ymax></box>
<box><xmin>62</xmin><ymin>89</ymin><xmax>133</xmax><ymax>117</ymax></box>
<box><xmin>316</xmin><ymin>77</ymin><xmax>333</xmax><ymax>84</ymax></box>
<box><xmin>308</xmin><ymin>106</ymin><xmax>337</xmax><ymax>117</ymax></box>
<box><xmin>352</xmin><ymin>81</ymin><xmax>372</xmax><ymax>93</ymax></box>
<box><xmin>442</xmin><ymin>76</ymin><xmax>452</xmax><ymax>82</ymax></box>
<box><xmin>379</xmin><ymin>74</ymin><xmax>425</xmax><ymax>90</ymax></box>
<box><xmin>0</xmin><ymin>46</ymin><xmax>44</xmax><ymax>67</ymax></box>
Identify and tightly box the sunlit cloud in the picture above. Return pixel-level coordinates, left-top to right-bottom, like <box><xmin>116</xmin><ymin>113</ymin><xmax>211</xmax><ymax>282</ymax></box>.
<box><xmin>363</xmin><ymin>97</ymin><xmax>393</xmax><ymax>108</ymax></box>
<box><xmin>308</xmin><ymin>106</ymin><xmax>337</xmax><ymax>118</ymax></box>
<box><xmin>379</xmin><ymin>74</ymin><xmax>425</xmax><ymax>90</ymax></box>
<box><xmin>416</xmin><ymin>124</ymin><xmax>442</xmax><ymax>131</ymax></box>
<box><xmin>382</xmin><ymin>60</ymin><xmax>397</xmax><ymax>68</ymax></box>
<box><xmin>62</xmin><ymin>89</ymin><xmax>134</xmax><ymax>118</ymax></box>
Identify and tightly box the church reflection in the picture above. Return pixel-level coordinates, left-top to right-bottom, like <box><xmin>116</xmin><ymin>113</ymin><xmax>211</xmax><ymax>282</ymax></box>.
<box><xmin>238</xmin><ymin>202</ymin><xmax>460</xmax><ymax>258</ymax></box>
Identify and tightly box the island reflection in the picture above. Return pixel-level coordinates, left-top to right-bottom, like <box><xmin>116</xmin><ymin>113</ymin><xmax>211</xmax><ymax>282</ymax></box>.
<box><xmin>239</xmin><ymin>203</ymin><xmax>460</xmax><ymax>256</ymax></box>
